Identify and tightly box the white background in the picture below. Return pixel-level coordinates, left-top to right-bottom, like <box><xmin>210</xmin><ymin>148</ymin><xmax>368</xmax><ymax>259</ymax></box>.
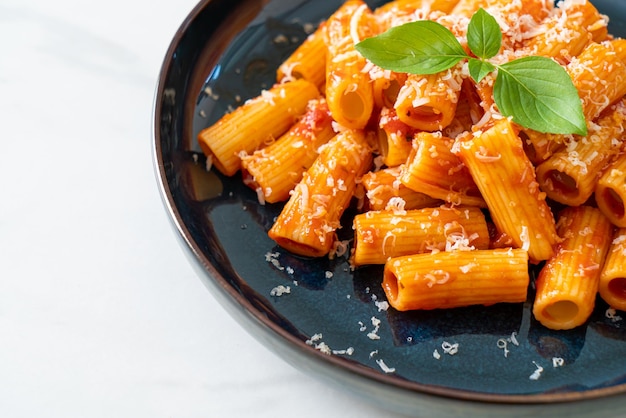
<box><xmin>0</xmin><ymin>0</ymin><xmax>411</xmax><ymax>417</ymax></box>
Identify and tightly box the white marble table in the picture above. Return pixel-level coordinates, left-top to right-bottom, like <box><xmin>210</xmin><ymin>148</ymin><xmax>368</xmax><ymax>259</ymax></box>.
<box><xmin>0</xmin><ymin>1</ymin><xmax>410</xmax><ymax>416</ymax></box>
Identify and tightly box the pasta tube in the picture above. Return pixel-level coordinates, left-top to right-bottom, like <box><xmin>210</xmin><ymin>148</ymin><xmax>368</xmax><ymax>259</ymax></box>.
<box><xmin>268</xmin><ymin>129</ymin><xmax>372</xmax><ymax>257</ymax></box>
<box><xmin>394</xmin><ymin>67</ymin><xmax>464</xmax><ymax>132</ymax></box>
<box><xmin>567</xmin><ymin>39</ymin><xmax>626</xmax><ymax>121</ymax></box>
<box><xmin>595</xmin><ymin>152</ymin><xmax>626</xmax><ymax>227</ymax></box>
<box><xmin>472</xmin><ymin>74</ymin><xmax>496</xmax><ymax>118</ymax></box>
<box><xmin>376</xmin><ymin>107</ymin><xmax>415</xmax><ymax>167</ymax></box>
<box><xmin>536</xmin><ymin>100</ymin><xmax>626</xmax><ymax>206</ymax></box>
<box><xmin>567</xmin><ymin>0</ymin><xmax>609</xmax><ymax>43</ymax></box>
<box><xmin>533</xmin><ymin>206</ymin><xmax>613</xmax><ymax>330</ymax></box>
<box><xmin>360</xmin><ymin>166</ymin><xmax>441</xmax><ymax>211</ymax></box>
<box><xmin>450</xmin><ymin>0</ymin><xmax>488</xmax><ymax>18</ymax></box>
<box><xmin>599</xmin><ymin>228</ymin><xmax>626</xmax><ymax>311</ymax></box>
<box><xmin>382</xmin><ymin>248</ymin><xmax>529</xmax><ymax>311</ymax></box>
<box><xmin>454</xmin><ymin>118</ymin><xmax>560</xmax><ymax>262</ymax></box>
<box><xmin>518</xmin><ymin>129</ymin><xmax>565</xmax><ymax>165</ymax></box>
<box><xmin>372</xmin><ymin>72</ymin><xmax>407</xmax><ymax>111</ymax></box>
<box><xmin>198</xmin><ymin>79</ymin><xmax>319</xmax><ymax>176</ymax></box>
<box><xmin>374</xmin><ymin>0</ymin><xmax>459</xmax><ymax>31</ymax></box>
<box><xmin>523</xmin><ymin>0</ymin><xmax>607</xmax><ymax>64</ymax></box>
<box><xmin>374</xmin><ymin>0</ymin><xmax>423</xmax><ymax>31</ymax></box>
<box><xmin>277</xmin><ymin>23</ymin><xmax>327</xmax><ymax>88</ymax></box>
<box><xmin>443</xmin><ymin>80</ymin><xmax>482</xmax><ymax>138</ymax></box>
<box><xmin>352</xmin><ymin>206</ymin><xmax>490</xmax><ymax>266</ymax></box>
<box><xmin>369</xmin><ymin>0</ymin><xmax>458</xmax><ymax>112</ymax></box>
<box><xmin>401</xmin><ymin>132</ymin><xmax>486</xmax><ymax>207</ymax></box>
<box><xmin>452</xmin><ymin>0</ymin><xmax>550</xmax><ymax>45</ymax></box>
<box><xmin>240</xmin><ymin>99</ymin><xmax>335</xmax><ymax>204</ymax></box>
<box><xmin>324</xmin><ymin>0</ymin><xmax>375</xmax><ymax>129</ymax></box>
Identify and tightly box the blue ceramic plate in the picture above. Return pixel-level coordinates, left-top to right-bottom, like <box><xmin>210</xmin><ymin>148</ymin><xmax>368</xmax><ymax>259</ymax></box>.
<box><xmin>154</xmin><ymin>1</ymin><xmax>626</xmax><ymax>416</ymax></box>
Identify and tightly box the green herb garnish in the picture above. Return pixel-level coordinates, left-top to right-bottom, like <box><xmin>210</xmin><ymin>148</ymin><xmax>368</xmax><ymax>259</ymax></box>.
<box><xmin>355</xmin><ymin>8</ymin><xmax>587</xmax><ymax>136</ymax></box>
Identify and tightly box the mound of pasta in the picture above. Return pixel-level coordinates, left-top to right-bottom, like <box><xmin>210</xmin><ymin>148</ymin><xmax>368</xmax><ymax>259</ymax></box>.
<box><xmin>197</xmin><ymin>0</ymin><xmax>626</xmax><ymax>331</ymax></box>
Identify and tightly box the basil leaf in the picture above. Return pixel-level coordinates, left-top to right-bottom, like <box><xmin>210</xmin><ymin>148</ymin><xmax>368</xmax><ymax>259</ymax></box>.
<box><xmin>494</xmin><ymin>56</ymin><xmax>587</xmax><ymax>135</ymax></box>
<box><xmin>468</xmin><ymin>58</ymin><xmax>495</xmax><ymax>83</ymax></box>
<box><xmin>467</xmin><ymin>8</ymin><xmax>501</xmax><ymax>60</ymax></box>
<box><xmin>355</xmin><ymin>20</ymin><xmax>468</xmax><ymax>74</ymax></box>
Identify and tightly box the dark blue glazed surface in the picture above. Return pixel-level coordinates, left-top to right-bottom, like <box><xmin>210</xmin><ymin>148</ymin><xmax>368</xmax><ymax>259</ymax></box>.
<box><xmin>154</xmin><ymin>1</ymin><xmax>626</xmax><ymax>415</ymax></box>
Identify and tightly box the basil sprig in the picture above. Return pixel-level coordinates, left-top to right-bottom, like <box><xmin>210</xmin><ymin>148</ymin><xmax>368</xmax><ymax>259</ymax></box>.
<box><xmin>355</xmin><ymin>8</ymin><xmax>587</xmax><ymax>136</ymax></box>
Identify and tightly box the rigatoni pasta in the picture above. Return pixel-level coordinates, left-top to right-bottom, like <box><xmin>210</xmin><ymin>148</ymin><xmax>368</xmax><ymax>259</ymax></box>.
<box><xmin>372</xmin><ymin>72</ymin><xmax>407</xmax><ymax>110</ymax></box>
<box><xmin>352</xmin><ymin>206</ymin><xmax>489</xmax><ymax>266</ymax></box>
<box><xmin>196</xmin><ymin>0</ymin><xmax>626</xmax><ymax>331</ymax></box>
<box><xmin>401</xmin><ymin>131</ymin><xmax>486</xmax><ymax>207</ymax></box>
<box><xmin>375</xmin><ymin>106</ymin><xmax>415</xmax><ymax>166</ymax></box>
<box><xmin>324</xmin><ymin>0</ymin><xmax>376</xmax><ymax>129</ymax></box>
<box><xmin>240</xmin><ymin>99</ymin><xmax>335</xmax><ymax>204</ymax></box>
<box><xmin>382</xmin><ymin>248</ymin><xmax>529</xmax><ymax>311</ymax></box>
<box><xmin>596</xmin><ymin>152</ymin><xmax>626</xmax><ymax>227</ymax></box>
<box><xmin>518</xmin><ymin>129</ymin><xmax>565</xmax><ymax>165</ymax></box>
<box><xmin>277</xmin><ymin>23</ymin><xmax>327</xmax><ymax>88</ymax></box>
<box><xmin>374</xmin><ymin>0</ymin><xmax>459</xmax><ymax>30</ymax></box>
<box><xmin>360</xmin><ymin>166</ymin><xmax>441</xmax><ymax>211</ymax></box>
<box><xmin>566</xmin><ymin>39</ymin><xmax>626</xmax><ymax>121</ymax></box>
<box><xmin>533</xmin><ymin>206</ymin><xmax>613</xmax><ymax>330</ymax></box>
<box><xmin>535</xmin><ymin>99</ymin><xmax>626</xmax><ymax>206</ymax></box>
<box><xmin>268</xmin><ymin>129</ymin><xmax>372</xmax><ymax>257</ymax></box>
<box><xmin>198</xmin><ymin>79</ymin><xmax>319</xmax><ymax>176</ymax></box>
<box><xmin>599</xmin><ymin>228</ymin><xmax>626</xmax><ymax>311</ymax></box>
<box><xmin>454</xmin><ymin>118</ymin><xmax>560</xmax><ymax>263</ymax></box>
<box><xmin>394</xmin><ymin>67</ymin><xmax>464</xmax><ymax>132</ymax></box>
<box><xmin>522</xmin><ymin>0</ymin><xmax>607</xmax><ymax>64</ymax></box>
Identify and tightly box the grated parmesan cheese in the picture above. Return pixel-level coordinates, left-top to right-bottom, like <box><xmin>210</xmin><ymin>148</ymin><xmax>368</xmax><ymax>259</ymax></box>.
<box><xmin>332</xmin><ymin>347</ymin><xmax>355</xmax><ymax>356</ymax></box>
<box><xmin>265</xmin><ymin>251</ymin><xmax>285</xmax><ymax>271</ymax></box>
<box><xmin>270</xmin><ymin>285</ymin><xmax>291</xmax><ymax>297</ymax></box>
<box><xmin>529</xmin><ymin>361</ymin><xmax>544</xmax><ymax>380</ymax></box>
<box><xmin>497</xmin><ymin>339</ymin><xmax>510</xmax><ymax>358</ymax></box>
<box><xmin>520</xmin><ymin>226</ymin><xmax>531</xmax><ymax>251</ymax></box>
<box><xmin>385</xmin><ymin>197</ymin><xmax>407</xmax><ymax>214</ymax></box>
<box><xmin>442</xmin><ymin>341</ymin><xmax>459</xmax><ymax>355</ymax></box>
<box><xmin>425</xmin><ymin>270</ymin><xmax>451</xmax><ymax>288</ymax></box>
<box><xmin>260</xmin><ymin>89</ymin><xmax>276</xmax><ymax>105</ymax></box>
<box><xmin>376</xmin><ymin>358</ymin><xmax>396</xmax><ymax>374</ymax></box>
<box><xmin>367</xmin><ymin>316</ymin><xmax>382</xmax><ymax>340</ymax></box>
<box><xmin>606</xmin><ymin>307</ymin><xmax>623</xmax><ymax>323</ymax></box>
<box><xmin>375</xmin><ymin>300</ymin><xmax>389</xmax><ymax>312</ymax></box>
<box><xmin>459</xmin><ymin>262</ymin><xmax>478</xmax><ymax>274</ymax></box>
<box><xmin>305</xmin><ymin>333</ymin><xmax>354</xmax><ymax>356</ymax></box>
